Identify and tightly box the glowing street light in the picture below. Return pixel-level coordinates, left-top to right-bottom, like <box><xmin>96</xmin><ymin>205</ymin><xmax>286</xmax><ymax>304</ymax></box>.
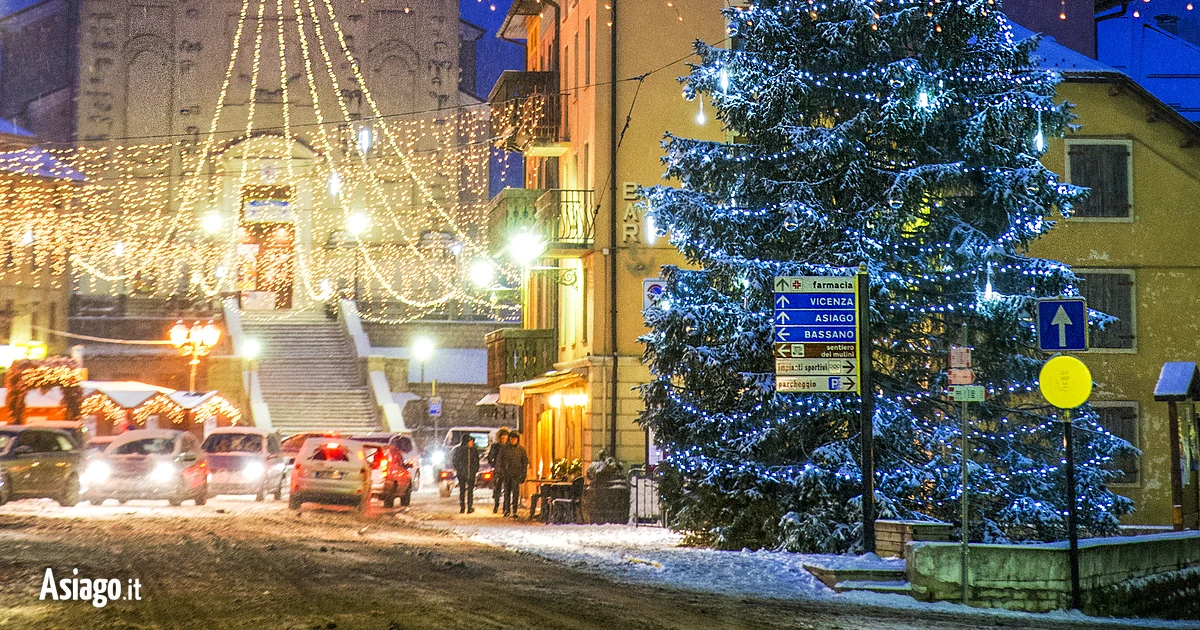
<box><xmin>169</xmin><ymin>320</ymin><xmax>222</xmax><ymax>391</ymax></box>
<box><xmin>508</xmin><ymin>231</ymin><xmax>545</xmax><ymax>267</ymax></box>
<box><xmin>469</xmin><ymin>259</ymin><xmax>496</xmax><ymax>288</ymax></box>
<box><xmin>201</xmin><ymin>212</ymin><xmax>224</xmax><ymax>235</ymax></box>
<box><xmin>346</xmin><ymin>213</ymin><xmax>369</xmax><ymax>238</ymax></box>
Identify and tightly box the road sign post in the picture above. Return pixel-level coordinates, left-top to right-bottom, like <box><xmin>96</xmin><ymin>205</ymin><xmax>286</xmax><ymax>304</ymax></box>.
<box><xmin>1038</xmin><ymin>355</ymin><xmax>1093</xmax><ymax>611</ymax></box>
<box><xmin>950</xmin><ymin>339</ymin><xmax>974</xmax><ymax>605</ymax></box>
<box><xmin>773</xmin><ymin>271</ymin><xmax>872</xmax><ymax>551</ymax></box>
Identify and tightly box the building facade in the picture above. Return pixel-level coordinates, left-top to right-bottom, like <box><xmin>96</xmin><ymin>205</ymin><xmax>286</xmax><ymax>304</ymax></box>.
<box><xmin>1026</xmin><ymin>30</ymin><xmax>1200</xmax><ymax>527</ymax></box>
<box><xmin>485</xmin><ymin>0</ymin><xmax>735</xmax><ymax>479</ymax></box>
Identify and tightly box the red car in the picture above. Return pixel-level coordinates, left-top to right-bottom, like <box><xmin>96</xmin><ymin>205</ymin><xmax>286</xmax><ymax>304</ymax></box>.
<box><xmin>362</xmin><ymin>443</ymin><xmax>413</xmax><ymax>507</ymax></box>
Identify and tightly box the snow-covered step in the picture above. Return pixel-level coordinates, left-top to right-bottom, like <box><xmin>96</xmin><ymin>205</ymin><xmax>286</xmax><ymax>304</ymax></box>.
<box><xmin>802</xmin><ymin>557</ymin><xmax>907</xmax><ymax>591</ymax></box>
<box><xmin>833</xmin><ymin>579</ymin><xmax>912</xmax><ymax>595</ymax></box>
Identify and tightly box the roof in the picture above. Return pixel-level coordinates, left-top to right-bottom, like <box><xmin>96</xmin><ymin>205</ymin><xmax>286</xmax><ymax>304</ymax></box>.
<box><xmin>83</xmin><ymin>381</ymin><xmax>174</xmax><ymax>409</ymax></box>
<box><xmin>207</xmin><ymin>425</ymin><xmax>275</xmax><ymax>436</ymax></box>
<box><xmin>168</xmin><ymin>390</ymin><xmax>218</xmax><ymax>410</ymax></box>
<box><xmin>110</xmin><ymin>429</ymin><xmax>184</xmax><ymax>445</ymax></box>
<box><xmin>476</xmin><ymin>392</ymin><xmax>500</xmax><ymax>406</ymax></box>
<box><xmin>1012</xmin><ymin>20</ymin><xmax>1200</xmax><ymax>147</ymax></box>
<box><xmin>0</xmin><ymin>147</ymin><xmax>85</xmax><ymax>181</ymax></box>
<box><xmin>1010</xmin><ymin>23</ymin><xmax>1119</xmax><ymax>74</ymax></box>
<box><xmin>0</xmin><ymin>120</ymin><xmax>33</xmax><ymax>138</ymax></box>
<box><xmin>498</xmin><ymin>0</ymin><xmax>543</xmax><ymax>41</ymax></box>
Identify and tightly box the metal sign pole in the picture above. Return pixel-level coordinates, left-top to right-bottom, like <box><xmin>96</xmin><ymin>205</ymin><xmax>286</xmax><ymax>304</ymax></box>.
<box><xmin>1064</xmin><ymin>407</ymin><xmax>1081</xmax><ymax>610</ymax></box>
<box><xmin>858</xmin><ymin>265</ymin><xmax>875</xmax><ymax>553</ymax></box>
<box><xmin>959</xmin><ymin>326</ymin><xmax>970</xmax><ymax>605</ymax></box>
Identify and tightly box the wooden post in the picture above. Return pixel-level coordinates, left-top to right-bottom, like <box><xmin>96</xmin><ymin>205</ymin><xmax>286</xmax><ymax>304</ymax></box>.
<box><xmin>1169</xmin><ymin>401</ymin><xmax>1185</xmax><ymax>531</ymax></box>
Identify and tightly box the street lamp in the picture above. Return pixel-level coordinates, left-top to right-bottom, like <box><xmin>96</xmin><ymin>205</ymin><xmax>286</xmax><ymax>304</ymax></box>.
<box><xmin>469</xmin><ymin>259</ymin><xmax>496</xmax><ymax>288</ymax></box>
<box><xmin>346</xmin><ymin>213</ymin><xmax>368</xmax><ymax>300</ymax></box>
<box><xmin>412</xmin><ymin>336</ymin><xmax>437</xmax><ymax>447</ymax></box>
<box><xmin>169</xmin><ymin>320</ymin><xmax>222</xmax><ymax>391</ymax></box>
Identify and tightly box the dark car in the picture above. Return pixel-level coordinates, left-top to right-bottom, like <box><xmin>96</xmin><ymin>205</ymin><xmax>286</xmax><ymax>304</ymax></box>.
<box><xmin>351</xmin><ymin>432</ymin><xmax>421</xmax><ymax>492</ymax></box>
<box><xmin>202</xmin><ymin>427</ymin><xmax>287</xmax><ymax>501</ymax></box>
<box><xmin>82</xmin><ymin>430</ymin><xmax>208</xmax><ymax>506</ymax></box>
<box><xmin>0</xmin><ymin>426</ymin><xmax>84</xmax><ymax>507</ymax></box>
<box><xmin>361</xmin><ymin>442</ymin><xmax>413</xmax><ymax>507</ymax></box>
<box><xmin>281</xmin><ymin>431</ymin><xmax>341</xmax><ymax>463</ymax></box>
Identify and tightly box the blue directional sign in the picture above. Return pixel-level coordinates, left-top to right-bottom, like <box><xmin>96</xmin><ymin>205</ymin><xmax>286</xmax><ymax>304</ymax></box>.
<box><xmin>774</xmin><ymin>276</ymin><xmax>861</xmax><ymax>393</ymax></box>
<box><xmin>1037</xmin><ymin>298</ymin><xmax>1088</xmax><ymax>352</ymax></box>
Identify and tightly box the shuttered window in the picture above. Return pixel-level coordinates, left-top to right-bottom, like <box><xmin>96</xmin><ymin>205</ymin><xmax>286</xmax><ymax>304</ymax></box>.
<box><xmin>1078</xmin><ymin>271</ymin><xmax>1135</xmax><ymax>349</ymax></box>
<box><xmin>1093</xmin><ymin>404</ymin><xmax>1140</xmax><ymax>484</ymax></box>
<box><xmin>1067</xmin><ymin>142</ymin><xmax>1132</xmax><ymax>218</ymax></box>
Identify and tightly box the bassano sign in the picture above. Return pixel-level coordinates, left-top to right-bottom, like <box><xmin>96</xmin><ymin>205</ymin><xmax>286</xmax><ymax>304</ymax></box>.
<box><xmin>774</xmin><ymin>276</ymin><xmax>862</xmax><ymax>394</ymax></box>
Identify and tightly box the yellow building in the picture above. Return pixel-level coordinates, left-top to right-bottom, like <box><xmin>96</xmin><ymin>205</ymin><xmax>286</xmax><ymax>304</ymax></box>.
<box><xmin>1027</xmin><ymin>33</ymin><xmax>1200</xmax><ymax>527</ymax></box>
<box><xmin>486</xmin><ymin>1</ymin><xmax>735</xmax><ymax>478</ymax></box>
<box><xmin>0</xmin><ymin>125</ymin><xmax>75</xmax><ymax>361</ymax></box>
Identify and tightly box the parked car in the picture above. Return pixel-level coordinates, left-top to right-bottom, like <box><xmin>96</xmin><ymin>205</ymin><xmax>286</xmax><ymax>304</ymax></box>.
<box><xmin>436</xmin><ymin>426</ymin><xmax>495</xmax><ymax>499</ymax></box>
<box><xmin>357</xmin><ymin>442</ymin><xmax>412</xmax><ymax>507</ymax></box>
<box><xmin>288</xmin><ymin>438</ymin><xmax>370</xmax><ymax>512</ymax></box>
<box><xmin>82</xmin><ymin>430</ymin><xmax>208</xmax><ymax>506</ymax></box>
<box><xmin>0</xmin><ymin>425</ymin><xmax>84</xmax><ymax>506</ymax></box>
<box><xmin>84</xmin><ymin>435</ymin><xmax>117</xmax><ymax>458</ymax></box>
<box><xmin>351</xmin><ymin>431</ymin><xmax>421</xmax><ymax>492</ymax></box>
<box><xmin>202</xmin><ymin>427</ymin><xmax>287</xmax><ymax>501</ymax></box>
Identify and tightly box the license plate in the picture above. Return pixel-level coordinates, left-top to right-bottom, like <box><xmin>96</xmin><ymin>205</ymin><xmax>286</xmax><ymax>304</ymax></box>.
<box><xmin>314</xmin><ymin>470</ymin><xmax>344</xmax><ymax>480</ymax></box>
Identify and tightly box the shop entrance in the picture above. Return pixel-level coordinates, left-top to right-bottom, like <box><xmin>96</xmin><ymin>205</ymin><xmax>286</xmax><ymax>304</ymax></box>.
<box><xmin>237</xmin><ymin>186</ymin><xmax>295</xmax><ymax>310</ymax></box>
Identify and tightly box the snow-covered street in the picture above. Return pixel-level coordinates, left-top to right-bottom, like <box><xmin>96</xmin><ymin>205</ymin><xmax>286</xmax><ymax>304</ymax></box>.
<box><xmin>407</xmin><ymin>497</ymin><xmax>1200</xmax><ymax>630</ymax></box>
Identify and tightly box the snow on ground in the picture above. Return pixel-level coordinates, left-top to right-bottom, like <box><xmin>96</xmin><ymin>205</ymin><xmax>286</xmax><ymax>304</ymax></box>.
<box><xmin>437</xmin><ymin>518</ymin><xmax>1200</xmax><ymax>629</ymax></box>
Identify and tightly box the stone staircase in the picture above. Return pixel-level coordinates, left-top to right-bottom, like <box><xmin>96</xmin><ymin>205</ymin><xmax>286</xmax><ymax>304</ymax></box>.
<box><xmin>242</xmin><ymin>311</ymin><xmax>380</xmax><ymax>435</ymax></box>
<box><xmin>803</xmin><ymin>557</ymin><xmax>912</xmax><ymax>596</ymax></box>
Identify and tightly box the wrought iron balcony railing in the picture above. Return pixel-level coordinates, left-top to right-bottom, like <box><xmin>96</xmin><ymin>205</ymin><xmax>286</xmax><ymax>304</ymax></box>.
<box><xmin>486</xmin><ymin>327</ymin><xmax>557</xmax><ymax>389</ymax></box>
<box><xmin>488</xmin><ymin>71</ymin><xmax>567</xmax><ymax>156</ymax></box>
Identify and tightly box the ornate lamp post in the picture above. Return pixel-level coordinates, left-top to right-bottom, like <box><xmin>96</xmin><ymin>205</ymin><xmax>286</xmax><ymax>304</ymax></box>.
<box><xmin>169</xmin><ymin>320</ymin><xmax>222</xmax><ymax>391</ymax></box>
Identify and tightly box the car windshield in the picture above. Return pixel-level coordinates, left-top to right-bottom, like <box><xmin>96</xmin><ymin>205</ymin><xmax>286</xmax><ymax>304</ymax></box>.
<box><xmin>202</xmin><ymin>433</ymin><xmax>263</xmax><ymax>454</ymax></box>
<box><xmin>112</xmin><ymin>438</ymin><xmax>175</xmax><ymax>456</ymax></box>
<box><xmin>0</xmin><ymin>431</ymin><xmax>16</xmax><ymax>454</ymax></box>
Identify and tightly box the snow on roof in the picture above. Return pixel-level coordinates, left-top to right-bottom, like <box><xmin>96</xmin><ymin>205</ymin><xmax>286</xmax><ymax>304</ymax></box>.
<box><xmin>109</xmin><ymin>429</ymin><xmax>183</xmax><ymax>445</ymax></box>
<box><xmin>0</xmin><ymin>119</ymin><xmax>33</xmax><ymax>138</ymax></box>
<box><xmin>83</xmin><ymin>381</ymin><xmax>174</xmax><ymax>409</ymax></box>
<box><xmin>1009</xmin><ymin>22</ymin><xmax>1123</xmax><ymax>75</ymax></box>
<box><xmin>0</xmin><ymin>146</ymin><xmax>85</xmax><ymax>181</ymax></box>
<box><xmin>168</xmin><ymin>390</ymin><xmax>219</xmax><ymax>410</ymax></box>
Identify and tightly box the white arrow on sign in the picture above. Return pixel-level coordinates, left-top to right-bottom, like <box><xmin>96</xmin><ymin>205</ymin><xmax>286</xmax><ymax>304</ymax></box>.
<box><xmin>776</xmin><ymin>295</ymin><xmax>791</xmax><ymax>308</ymax></box>
<box><xmin>1051</xmin><ymin>305</ymin><xmax>1073</xmax><ymax>347</ymax></box>
<box><xmin>777</xmin><ymin>311</ymin><xmax>791</xmax><ymax>325</ymax></box>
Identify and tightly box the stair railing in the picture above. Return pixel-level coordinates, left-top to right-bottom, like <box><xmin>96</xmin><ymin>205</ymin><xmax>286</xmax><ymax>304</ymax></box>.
<box><xmin>338</xmin><ymin>299</ymin><xmax>406</xmax><ymax>432</ymax></box>
<box><xmin>222</xmin><ymin>298</ymin><xmax>272</xmax><ymax>429</ymax></box>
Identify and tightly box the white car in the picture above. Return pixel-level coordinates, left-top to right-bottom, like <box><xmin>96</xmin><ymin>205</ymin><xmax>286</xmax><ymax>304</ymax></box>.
<box><xmin>82</xmin><ymin>430</ymin><xmax>208</xmax><ymax>506</ymax></box>
<box><xmin>287</xmin><ymin>438</ymin><xmax>370</xmax><ymax>512</ymax></box>
<box><xmin>201</xmin><ymin>427</ymin><xmax>287</xmax><ymax>501</ymax></box>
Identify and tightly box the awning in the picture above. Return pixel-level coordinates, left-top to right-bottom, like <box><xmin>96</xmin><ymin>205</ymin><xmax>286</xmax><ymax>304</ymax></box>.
<box><xmin>476</xmin><ymin>393</ymin><xmax>500</xmax><ymax>407</ymax></box>
<box><xmin>498</xmin><ymin>370</ymin><xmax>584</xmax><ymax>406</ymax></box>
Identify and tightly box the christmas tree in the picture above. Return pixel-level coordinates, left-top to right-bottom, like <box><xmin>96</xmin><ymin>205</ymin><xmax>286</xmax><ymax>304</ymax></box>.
<box><xmin>641</xmin><ymin>0</ymin><xmax>1135</xmax><ymax>553</ymax></box>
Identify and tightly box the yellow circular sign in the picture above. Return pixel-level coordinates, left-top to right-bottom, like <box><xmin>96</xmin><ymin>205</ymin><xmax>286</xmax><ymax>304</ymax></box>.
<box><xmin>1038</xmin><ymin>355</ymin><xmax>1093</xmax><ymax>409</ymax></box>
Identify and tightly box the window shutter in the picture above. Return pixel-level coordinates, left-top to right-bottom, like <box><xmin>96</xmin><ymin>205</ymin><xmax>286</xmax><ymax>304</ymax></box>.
<box><xmin>1079</xmin><ymin>271</ymin><xmax>1135</xmax><ymax>349</ymax></box>
<box><xmin>1069</xmin><ymin>143</ymin><xmax>1131</xmax><ymax>218</ymax></box>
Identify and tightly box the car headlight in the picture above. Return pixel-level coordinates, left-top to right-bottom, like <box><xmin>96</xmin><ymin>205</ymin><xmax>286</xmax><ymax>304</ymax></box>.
<box><xmin>431</xmin><ymin>450</ymin><xmax>446</xmax><ymax>466</ymax></box>
<box><xmin>150</xmin><ymin>462</ymin><xmax>176</xmax><ymax>483</ymax></box>
<box><xmin>242</xmin><ymin>462</ymin><xmax>265</xmax><ymax>480</ymax></box>
<box><xmin>83</xmin><ymin>461</ymin><xmax>111</xmax><ymax>484</ymax></box>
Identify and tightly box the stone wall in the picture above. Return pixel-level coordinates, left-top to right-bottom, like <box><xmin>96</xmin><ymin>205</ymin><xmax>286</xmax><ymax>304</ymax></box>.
<box><xmin>907</xmin><ymin>531</ymin><xmax>1200</xmax><ymax>613</ymax></box>
<box><xmin>402</xmin><ymin>381</ymin><xmax>497</xmax><ymax>449</ymax></box>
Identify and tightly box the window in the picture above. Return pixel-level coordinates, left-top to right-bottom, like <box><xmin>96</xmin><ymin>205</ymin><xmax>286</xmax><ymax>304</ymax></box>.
<box><xmin>584</xmin><ymin>19</ymin><xmax>591</xmax><ymax>86</ymax></box>
<box><xmin>1092</xmin><ymin>403</ymin><xmax>1139</xmax><ymax>485</ymax></box>
<box><xmin>1077</xmin><ymin>270</ymin><xmax>1135</xmax><ymax>350</ymax></box>
<box><xmin>1066</xmin><ymin>140</ymin><xmax>1132</xmax><ymax>219</ymax></box>
<box><xmin>582</xmin><ymin>143</ymin><xmax>589</xmax><ymax>190</ymax></box>
<box><xmin>573</xmin><ymin>32</ymin><xmax>580</xmax><ymax>97</ymax></box>
<box><xmin>582</xmin><ymin>258</ymin><xmax>591</xmax><ymax>343</ymax></box>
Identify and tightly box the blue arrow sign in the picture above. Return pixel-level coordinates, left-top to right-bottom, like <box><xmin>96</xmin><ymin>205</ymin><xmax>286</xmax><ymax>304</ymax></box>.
<box><xmin>775</xmin><ymin>310</ymin><xmax>857</xmax><ymax>326</ymax></box>
<box><xmin>1037</xmin><ymin>298</ymin><xmax>1088</xmax><ymax>352</ymax></box>
<box><xmin>775</xmin><ymin>327</ymin><xmax>857</xmax><ymax>342</ymax></box>
<box><xmin>773</xmin><ymin>293</ymin><xmax>857</xmax><ymax>310</ymax></box>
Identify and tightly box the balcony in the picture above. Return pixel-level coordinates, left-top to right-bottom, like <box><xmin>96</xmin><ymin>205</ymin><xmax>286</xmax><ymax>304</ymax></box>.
<box><xmin>489</xmin><ymin>70</ymin><xmax>567</xmax><ymax>157</ymax></box>
<box><xmin>486</xmin><ymin>328</ymin><xmax>557</xmax><ymax>389</ymax></box>
<box><xmin>535</xmin><ymin>189</ymin><xmax>594</xmax><ymax>253</ymax></box>
<box><xmin>488</xmin><ymin>188</ymin><xmax>595</xmax><ymax>258</ymax></box>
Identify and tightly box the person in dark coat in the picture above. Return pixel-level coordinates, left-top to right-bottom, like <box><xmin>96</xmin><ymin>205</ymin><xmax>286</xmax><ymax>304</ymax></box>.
<box><xmin>451</xmin><ymin>435</ymin><xmax>480</xmax><ymax>513</ymax></box>
<box><xmin>487</xmin><ymin>427</ymin><xmax>511</xmax><ymax>513</ymax></box>
<box><xmin>501</xmin><ymin>432</ymin><xmax>529</xmax><ymax>518</ymax></box>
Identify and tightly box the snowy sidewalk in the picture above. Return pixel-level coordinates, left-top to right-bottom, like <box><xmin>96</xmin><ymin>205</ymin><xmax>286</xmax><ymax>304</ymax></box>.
<box><xmin>406</xmin><ymin>504</ymin><xmax>1199</xmax><ymax>629</ymax></box>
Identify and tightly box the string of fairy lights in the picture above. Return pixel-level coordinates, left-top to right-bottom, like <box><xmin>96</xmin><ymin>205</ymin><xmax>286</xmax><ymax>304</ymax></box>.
<box><xmin>0</xmin><ymin>0</ymin><xmax>517</xmax><ymax>324</ymax></box>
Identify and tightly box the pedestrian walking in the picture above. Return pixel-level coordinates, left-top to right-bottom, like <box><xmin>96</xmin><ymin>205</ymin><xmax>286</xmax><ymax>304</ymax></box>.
<box><xmin>488</xmin><ymin>427</ymin><xmax>511</xmax><ymax>513</ymax></box>
<box><xmin>501</xmin><ymin>432</ymin><xmax>529</xmax><ymax>518</ymax></box>
<box><xmin>451</xmin><ymin>435</ymin><xmax>480</xmax><ymax>514</ymax></box>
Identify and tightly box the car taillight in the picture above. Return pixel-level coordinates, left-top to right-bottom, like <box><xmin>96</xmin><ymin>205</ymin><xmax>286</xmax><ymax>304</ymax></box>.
<box><xmin>482</xmin><ymin>471</ymin><xmax>493</xmax><ymax>481</ymax></box>
<box><xmin>438</xmin><ymin>470</ymin><xmax>452</xmax><ymax>480</ymax></box>
<box><xmin>380</xmin><ymin>458</ymin><xmax>388</xmax><ymax>474</ymax></box>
